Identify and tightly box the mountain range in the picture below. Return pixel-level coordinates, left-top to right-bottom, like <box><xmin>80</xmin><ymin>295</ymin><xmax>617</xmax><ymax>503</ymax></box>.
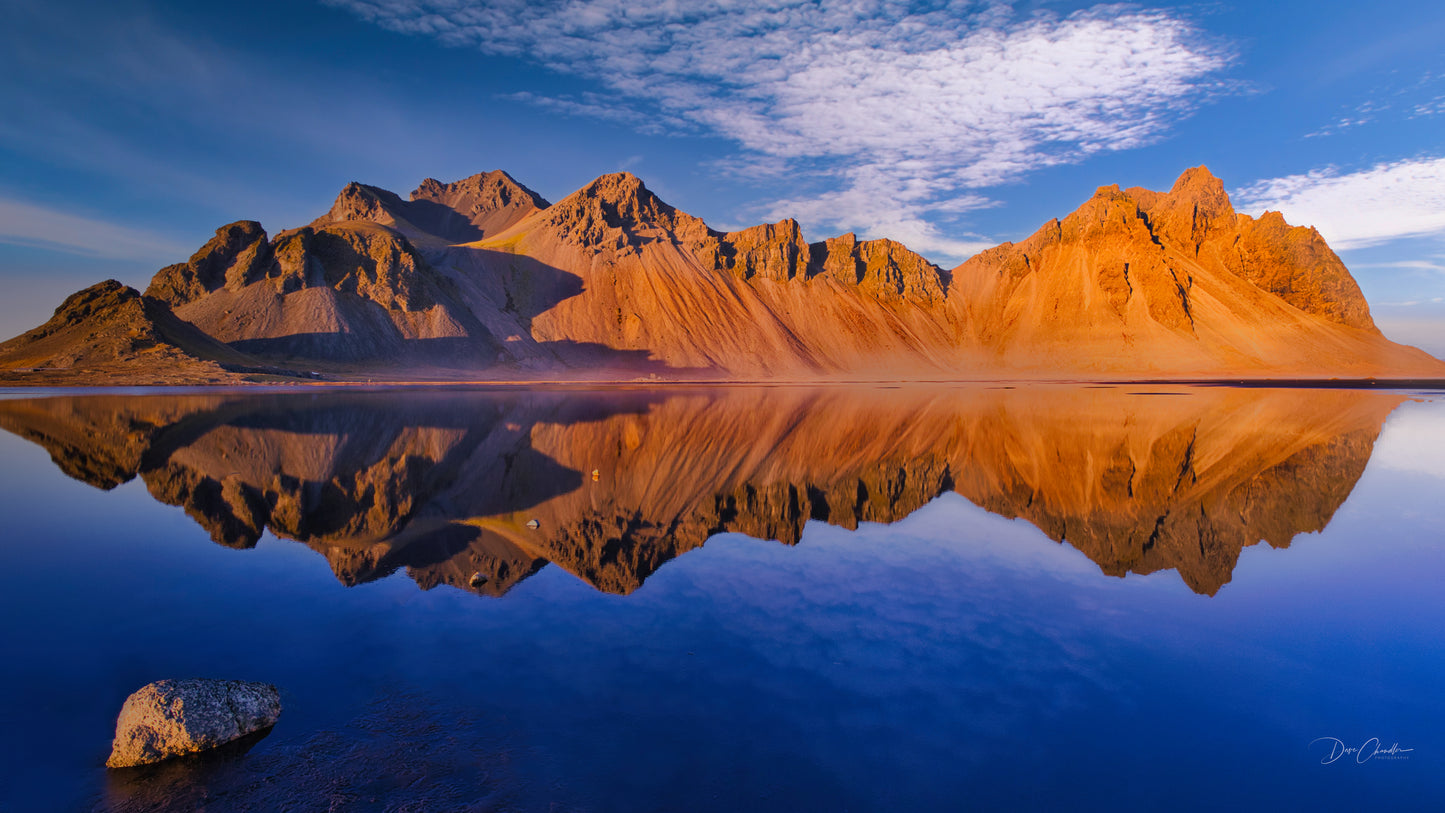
<box><xmin>1</xmin><ymin>166</ymin><xmax>1441</xmax><ymax>383</ymax></box>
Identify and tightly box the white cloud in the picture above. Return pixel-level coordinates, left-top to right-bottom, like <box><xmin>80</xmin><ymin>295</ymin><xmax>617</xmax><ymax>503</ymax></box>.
<box><xmin>1354</xmin><ymin>259</ymin><xmax>1445</xmax><ymax>274</ymax></box>
<box><xmin>0</xmin><ymin>197</ymin><xmax>191</xmax><ymax>262</ymax></box>
<box><xmin>326</xmin><ymin>0</ymin><xmax>1233</xmax><ymax>262</ymax></box>
<box><xmin>1235</xmin><ymin>156</ymin><xmax>1445</xmax><ymax>250</ymax></box>
<box><xmin>768</xmin><ymin>165</ymin><xmax>999</xmax><ymax>258</ymax></box>
<box><xmin>1371</xmin><ymin>402</ymin><xmax>1445</xmax><ymax>480</ymax></box>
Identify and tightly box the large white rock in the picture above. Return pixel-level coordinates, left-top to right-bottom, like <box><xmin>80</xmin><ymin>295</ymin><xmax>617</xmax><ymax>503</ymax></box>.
<box><xmin>106</xmin><ymin>678</ymin><xmax>282</xmax><ymax>768</ymax></box>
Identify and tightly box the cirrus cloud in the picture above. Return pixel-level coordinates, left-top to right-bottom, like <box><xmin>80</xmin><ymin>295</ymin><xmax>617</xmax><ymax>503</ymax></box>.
<box><xmin>0</xmin><ymin>196</ymin><xmax>191</xmax><ymax>262</ymax></box>
<box><xmin>326</xmin><ymin>0</ymin><xmax>1234</xmax><ymax>261</ymax></box>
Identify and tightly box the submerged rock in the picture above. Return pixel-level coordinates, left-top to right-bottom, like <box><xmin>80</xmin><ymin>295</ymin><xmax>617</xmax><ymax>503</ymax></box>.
<box><xmin>107</xmin><ymin>678</ymin><xmax>282</xmax><ymax>768</ymax></box>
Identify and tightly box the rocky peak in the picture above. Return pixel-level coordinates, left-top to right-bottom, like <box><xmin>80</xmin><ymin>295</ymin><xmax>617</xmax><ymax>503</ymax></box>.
<box><xmin>543</xmin><ymin>172</ymin><xmax>714</xmax><ymax>254</ymax></box>
<box><xmin>1228</xmin><ymin>210</ymin><xmax>1377</xmax><ymax>331</ymax></box>
<box><xmin>0</xmin><ymin>279</ymin><xmax>261</xmax><ymax>382</ymax></box>
<box><xmin>49</xmin><ymin>280</ymin><xmax>146</xmax><ymax>331</ymax></box>
<box><xmin>258</xmin><ymin>223</ymin><xmax>437</xmax><ymax>312</ymax></box>
<box><xmin>1169</xmin><ymin>165</ymin><xmax>1230</xmax><ymax>206</ymax></box>
<box><xmin>313</xmin><ymin>173</ymin><xmax>549</xmax><ymax>244</ymax></box>
<box><xmin>715</xmin><ymin>219</ymin><xmax>810</xmax><ymax>281</ymax></box>
<box><xmin>1055</xmin><ymin>185</ymin><xmax>1157</xmax><ymax>248</ymax></box>
<box><xmin>316</xmin><ymin>182</ymin><xmax>410</xmax><ymax>228</ymax></box>
<box><xmin>408</xmin><ymin>170</ymin><xmax>551</xmax><ymax>241</ymax></box>
<box><xmin>410</xmin><ymin>170</ymin><xmax>550</xmax><ymax>211</ymax></box>
<box><xmin>956</xmin><ymin>183</ymin><xmax>1197</xmax><ymax>333</ymax></box>
<box><xmin>1124</xmin><ymin>168</ymin><xmax>1375</xmax><ymax>331</ymax></box>
<box><xmin>810</xmin><ymin>233</ymin><xmax>948</xmax><ymax>302</ymax></box>
<box><xmin>145</xmin><ymin>221</ymin><xmax>273</xmax><ymax>306</ymax></box>
<box><xmin>576</xmin><ymin>172</ymin><xmax>664</xmax><ymax>223</ymax></box>
<box><xmin>1131</xmin><ymin>166</ymin><xmax>1236</xmax><ymax>252</ymax></box>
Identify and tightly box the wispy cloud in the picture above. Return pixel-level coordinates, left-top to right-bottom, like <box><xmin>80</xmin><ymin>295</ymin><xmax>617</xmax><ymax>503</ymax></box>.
<box><xmin>1235</xmin><ymin>156</ymin><xmax>1445</xmax><ymax>250</ymax></box>
<box><xmin>0</xmin><ymin>197</ymin><xmax>191</xmax><ymax>262</ymax></box>
<box><xmin>326</xmin><ymin>0</ymin><xmax>1234</xmax><ymax>261</ymax></box>
<box><xmin>1354</xmin><ymin>258</ymin><xmax>1445</xmax><ymax>274</ymax></box>
<box><xmin>1300</xmin><ymin>69</ymin><xmax>1445</xmax><ymax>138</ymax></box>
<box><xmin>1381</xmin><ymin>297</ymin><xmax>1445</xmax><ymax>307</ymax></box>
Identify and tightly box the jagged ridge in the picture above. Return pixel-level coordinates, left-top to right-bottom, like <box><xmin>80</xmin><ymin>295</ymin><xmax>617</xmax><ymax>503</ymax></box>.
<box><xmin>2</xmin><ymin>165</ymin><xmax>1441</xmax><ymax>383</ymax></box>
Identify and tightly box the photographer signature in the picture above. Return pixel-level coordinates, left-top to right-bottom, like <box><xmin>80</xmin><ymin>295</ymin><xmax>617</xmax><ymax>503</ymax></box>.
<box><xmin>1310</xmin><ymin>737</ymin><xmax>1414</xmax><ymax>764</ymax></box>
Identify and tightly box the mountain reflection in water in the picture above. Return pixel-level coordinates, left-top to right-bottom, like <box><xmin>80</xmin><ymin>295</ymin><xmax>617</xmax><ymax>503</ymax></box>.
<box><xmin>0</xmin><ymin>385</ymin><xmax>1403</xmax><ymax>596</ymax></box>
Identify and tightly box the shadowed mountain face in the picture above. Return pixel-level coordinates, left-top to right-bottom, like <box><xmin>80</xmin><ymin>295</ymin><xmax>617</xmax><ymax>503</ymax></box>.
<box><xmin>0</xmin><ymin>386</ymin><xmax>1403</xmax><ymax>596</ymax></box>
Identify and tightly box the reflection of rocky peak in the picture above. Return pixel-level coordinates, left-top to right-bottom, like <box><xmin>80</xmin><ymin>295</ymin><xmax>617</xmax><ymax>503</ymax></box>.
<box><xmin>0</xmin><ymin>386</ymin><xmax>1404</xmax><ymax>597</ymax></box>
<box><xmin>946</xmin><ymin>388</ymin><xmax>1390</xmax><ymax>594</ymax></box>
<box><xmin>0</xmin><ymin>393</ymin><xmax>225</xmax><ymax>488</ymax></box>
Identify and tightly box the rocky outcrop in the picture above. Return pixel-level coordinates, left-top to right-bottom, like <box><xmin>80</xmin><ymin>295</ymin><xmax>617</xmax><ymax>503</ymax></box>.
<box><xmin>146</xmin><ymin>221</ymin><xmax>273</xmax><ymax>307</ymax></box>
<box><xmin>712</xmin><ymin>219</ymin><xmax>810</xmax><ymax>281</ymax></box>
<box><xmin>945</xmin><ymin>166</ymin><xmax>1437</xmax><ymax>376</ymax></box>
<box><xmin>536</xmin><ymin>172</ymin><xmax>717</xmax><ymax>256</ymax></box>
<box><xmin>809</xmin><ymin>232</ymin><xmax>948</xmax><ymax>303</ymax></box>
<box><xmin>0</xmin><ymin>281</ymin><xmax>275</xmax><ymax>385</ymax></box>
<box><xmin>107</xmin><ymin>679</ymin><xmax>282</xmax><ymax>768</ymax></box>
<box><xmin>1228</xmin><ymin>211</ymin><xmax>1374</xmax><ymax>329</ymax></box>
<box><xmin>1129</xmin><ymin>167</ymin><xmax>1375</xmax><ymax>330</ymax></box>
<box><xmin>312</xmin><ymin>171</ymin><xmax>549</xmax><ymax>246</ymax></box>
<box><xmin>146</xmin><ymin>220</ymin><xmax>499</xmax><ymax>365</ymax></box>
<box><xmin>408</xmin><ymin>170</ymin><xmax>550</xmax><ymax>241</ymax></box>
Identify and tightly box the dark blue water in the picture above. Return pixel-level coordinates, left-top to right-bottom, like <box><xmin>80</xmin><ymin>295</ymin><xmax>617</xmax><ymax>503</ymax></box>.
<box><xmin>0</xmin><ymin>386</ymin><xmax>1441</xmax><ymax>811</ymax></box>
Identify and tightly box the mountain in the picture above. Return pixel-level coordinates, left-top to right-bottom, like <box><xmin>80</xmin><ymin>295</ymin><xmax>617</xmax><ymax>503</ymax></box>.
<box><xmin>0</xmin><ymin>385</ymin><xmax>1402</xmax><ymax>596</ymax></box>
<box><xmin>0</xmin><ymin>280</ymin><xmax>292</xmax><ymax>384</ymax></box>
<box><xmin>945</xmin><ymin>168</ymin><xmax>1426</xmax><ymax>375</ymax></box>
<box><xmin>2</xmin><ymin>166</ymin><xmax>1441</xmax><ymax>382</ymax></box>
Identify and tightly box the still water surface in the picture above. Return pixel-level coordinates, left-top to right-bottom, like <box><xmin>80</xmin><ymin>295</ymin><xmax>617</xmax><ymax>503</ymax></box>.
<box><xmin>0</xmin><ymin>384</ymin><xmax>1441</xmax><ymax>811</ymax></box>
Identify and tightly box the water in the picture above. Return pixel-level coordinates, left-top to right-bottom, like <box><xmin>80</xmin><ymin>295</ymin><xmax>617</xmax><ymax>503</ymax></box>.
<box><xmin>0</xmin><ymin>384</ymin><xmax>1441</xmax><ymax>811</ymax></box>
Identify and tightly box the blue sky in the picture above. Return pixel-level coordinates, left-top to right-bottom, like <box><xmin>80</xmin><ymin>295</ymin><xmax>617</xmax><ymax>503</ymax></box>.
<box><xmin>2</xmin><ymin>0</ymin><xmax>1443</xmax><ymax>353</ymax></box>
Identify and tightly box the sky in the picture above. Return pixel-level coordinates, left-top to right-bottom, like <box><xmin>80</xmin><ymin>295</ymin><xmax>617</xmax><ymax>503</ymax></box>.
<box><xmin>1</xmin><ymin>0</ymin><xmax>1443</xmax><ymax>354</ymax></box>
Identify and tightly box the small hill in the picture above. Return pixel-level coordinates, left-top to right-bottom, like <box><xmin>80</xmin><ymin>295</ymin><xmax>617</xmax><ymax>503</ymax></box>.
<box><xmin>0</xmin><ymin>281</ymin><xmax>274</xmax><ymax>384</ymax></box>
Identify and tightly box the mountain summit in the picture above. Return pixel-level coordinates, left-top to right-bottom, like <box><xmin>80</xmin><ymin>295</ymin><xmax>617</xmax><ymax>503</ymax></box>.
<box><xmin>1</xmin><ymin>166</ymin><xmax>1441</xmax><ymax>383</ymax></box>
